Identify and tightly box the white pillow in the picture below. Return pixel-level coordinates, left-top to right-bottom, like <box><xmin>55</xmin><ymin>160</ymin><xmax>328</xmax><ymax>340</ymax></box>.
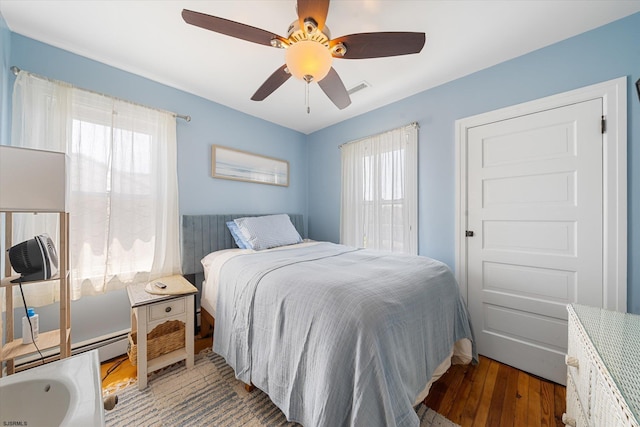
<box><xmin>234</xmin><ymin>214</ymin><xmax>302</xmax><ymax>250</ymax></box>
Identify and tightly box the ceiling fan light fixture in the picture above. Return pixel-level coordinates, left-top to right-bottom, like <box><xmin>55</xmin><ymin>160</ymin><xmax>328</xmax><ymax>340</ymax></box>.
<box><xmin>285</xmin><ymin>40</ymin><xmax>333</xmax><ymax>81</ymax></box>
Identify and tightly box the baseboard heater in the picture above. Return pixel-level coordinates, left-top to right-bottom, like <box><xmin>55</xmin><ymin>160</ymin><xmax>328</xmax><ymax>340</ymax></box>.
<box><xmin>12</xmin><ymin>309</ymin><xmax>202</xmax><ymax>369</ymax></box>
<box><xmin>75</xmin><ymin>330</ymin><xmax>131</xmax><ymax>362</ymax></box>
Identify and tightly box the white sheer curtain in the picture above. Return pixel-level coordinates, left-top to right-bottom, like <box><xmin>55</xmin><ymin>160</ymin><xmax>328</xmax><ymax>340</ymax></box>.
<box><xmin>340</xmin><ymin>123</ymin><xmax>418</xmax><ymax>255</ymax></box>
<box><xmin>10</xmin><ymin>71</ymin><xmax>181</xmax><ymax>305</ymax></box>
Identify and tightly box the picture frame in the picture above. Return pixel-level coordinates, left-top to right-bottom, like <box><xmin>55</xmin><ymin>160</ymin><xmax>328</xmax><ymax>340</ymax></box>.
<box><xmin>211</xmin><ymin>145</ymin><xmax>289</xmax><ymax>187</ymax></box>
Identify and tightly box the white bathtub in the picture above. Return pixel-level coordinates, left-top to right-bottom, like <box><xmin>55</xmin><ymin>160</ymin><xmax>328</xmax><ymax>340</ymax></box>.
<box><xmin>0</xmin><ymin>350</ymin><xmax>105</xmax><ymax>427</ymax></box>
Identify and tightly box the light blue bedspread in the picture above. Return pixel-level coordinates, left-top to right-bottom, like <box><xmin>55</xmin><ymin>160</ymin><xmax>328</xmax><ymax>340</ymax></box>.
<box><xmin>213</xmin><ymin>242</ymin><xmax>476</xmax><ymax>427</ymax></box>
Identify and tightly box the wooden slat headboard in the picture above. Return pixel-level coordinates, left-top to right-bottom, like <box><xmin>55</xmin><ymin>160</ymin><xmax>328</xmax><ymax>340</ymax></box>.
<box><xmin>181</xmin><ymin>213</ymin><xmax>305</xmax><ymax>276</ymax></box>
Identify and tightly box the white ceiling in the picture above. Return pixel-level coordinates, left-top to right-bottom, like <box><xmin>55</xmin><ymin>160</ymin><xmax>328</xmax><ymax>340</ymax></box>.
<box><xmin>1</xmin><ymin>1</ymin><xmax>639</xmax><ymax>134</ymax></box>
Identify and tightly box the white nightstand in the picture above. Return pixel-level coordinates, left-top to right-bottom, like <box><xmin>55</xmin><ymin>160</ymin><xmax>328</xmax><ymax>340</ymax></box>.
<box><xmin>126</xmin><ymin>276</ymin><xmax>197</xmax><ymax>390</ymax></box>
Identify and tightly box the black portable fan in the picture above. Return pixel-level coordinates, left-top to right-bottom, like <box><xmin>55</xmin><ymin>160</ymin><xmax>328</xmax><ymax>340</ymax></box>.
<box><xmin>8</xmin><ymin>234</ymin><xmax>59</xmax><ymax>283</ymax></box>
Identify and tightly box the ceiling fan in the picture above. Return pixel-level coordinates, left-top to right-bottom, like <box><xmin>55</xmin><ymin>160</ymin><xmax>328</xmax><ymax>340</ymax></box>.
<box><xmin>182</xmin><ymin>0</ymin><xmax>426</xmax><ymax>111</ymax></box>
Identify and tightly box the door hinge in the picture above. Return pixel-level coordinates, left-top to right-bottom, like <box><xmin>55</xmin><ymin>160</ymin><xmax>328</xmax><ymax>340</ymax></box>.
<box><xmin>601</xmin><ymin>115</ymin><xmax>606</xmax><ymax>134</ymax></box>
<box><xmin>465</xmin><ymin>230</ymin><xmax>474</xmax><ymax>237</ymax></box>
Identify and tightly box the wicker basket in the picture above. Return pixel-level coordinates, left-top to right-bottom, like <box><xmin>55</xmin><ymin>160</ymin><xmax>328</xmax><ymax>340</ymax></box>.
<box><xmin>127</xmin><ymin>319</ymin><xmax>185</xmax><ymax>366</ymax></box>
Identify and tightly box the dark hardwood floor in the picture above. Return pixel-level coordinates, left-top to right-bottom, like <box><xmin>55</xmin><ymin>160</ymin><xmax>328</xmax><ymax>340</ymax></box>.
<box><xmin>102</xmin><ymin>336</ymin><xmax>565</xmax><ymax>427</ymax></box>
<box><xmin>424</xmin><ymin>355</ymin><xmax>566</xmax><ymax>427</ymax></box>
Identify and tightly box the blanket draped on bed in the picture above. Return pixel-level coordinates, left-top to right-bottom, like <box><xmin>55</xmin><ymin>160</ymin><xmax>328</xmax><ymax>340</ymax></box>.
<box><xmin>213</xmin><ymin>242</ymin><xmax>476</xmax><ymax>427</ymax></box>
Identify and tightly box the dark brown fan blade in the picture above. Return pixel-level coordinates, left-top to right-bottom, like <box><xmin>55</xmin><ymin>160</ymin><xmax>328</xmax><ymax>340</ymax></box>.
<box><xmin>182</xmin><ymin>9</ymin><xmax>282</xmax><ymax>47</ymax></box>
<box><xmin>330</xmin><ymin>32</ymin><xmax>426</xmax><ymax>59</ymax></box>
<box><xmin>251</xmin><ymin>65</ymin><xmax>292</xmax><ymax>101</ymax></box>
<box><xmin>318</xmin><ymin>67</ymin><xmax>351</xmax><ymax>110</ymax></box>
<box><xmin>297</xmin><ymin>0</ymin><xmax>330</xmax><ymax>32</ymax></box>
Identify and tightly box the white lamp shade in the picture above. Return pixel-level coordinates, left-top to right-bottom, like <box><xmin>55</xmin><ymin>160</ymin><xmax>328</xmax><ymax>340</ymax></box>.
<box><xmin>285</xmin><ymin>40</ymin><xmax>333</xmax><ymax>81</ymax></box>
<box><xmin>0</xmin><ymin>145</ymin><xmax>68</xmax><ymax>212</ymax></box>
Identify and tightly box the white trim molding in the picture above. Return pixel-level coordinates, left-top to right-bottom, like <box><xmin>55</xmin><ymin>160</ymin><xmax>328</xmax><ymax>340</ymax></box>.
<box><xmin>455</xmin><ymin>77</ymin><xmax>627</xmax><ymax>311</ymax></box>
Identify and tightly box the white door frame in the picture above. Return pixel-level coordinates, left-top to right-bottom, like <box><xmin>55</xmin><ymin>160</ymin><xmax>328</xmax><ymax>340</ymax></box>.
<box><xmin>455</xmin><ymin>77</ymin><xmax>627</xmax><ymax>312</ymax></box>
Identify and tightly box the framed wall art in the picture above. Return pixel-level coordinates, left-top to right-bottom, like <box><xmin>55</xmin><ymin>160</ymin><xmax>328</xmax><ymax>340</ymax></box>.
<box><xmin>211</xmin><ymin>145</ymin><xmax>289</xmax><ymax>187</ymax></box>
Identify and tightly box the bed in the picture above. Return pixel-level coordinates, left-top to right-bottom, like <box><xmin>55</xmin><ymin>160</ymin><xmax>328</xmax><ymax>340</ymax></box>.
<box><xmin>181</xmin><ymin>214</ymin><xmax>476</xmax><ymax>427</ymax></box>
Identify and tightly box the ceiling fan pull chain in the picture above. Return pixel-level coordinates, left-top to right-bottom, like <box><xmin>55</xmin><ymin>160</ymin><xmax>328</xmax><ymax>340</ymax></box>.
<box><xmin>306</xmin><ymin>81</ymin><xmax>311</xmax><ymax>114</ymax></box>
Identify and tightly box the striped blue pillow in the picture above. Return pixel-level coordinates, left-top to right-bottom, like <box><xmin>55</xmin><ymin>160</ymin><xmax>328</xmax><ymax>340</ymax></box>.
<box><xmin>226</xmin><ymin>221</ymin><xmax>250</xmax><ymax>249</ymax></box>
<box><xmin>234</xmin><ymin>214</ymin><xmax>302</xmax><ymax>250</ymax></box>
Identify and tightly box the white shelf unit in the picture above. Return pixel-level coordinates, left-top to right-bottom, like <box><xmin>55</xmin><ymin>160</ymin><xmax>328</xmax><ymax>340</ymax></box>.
<box><xmin>1</xmin><ymin>210</ymin><xmax>71</xmax><ymax>375</ymax></box>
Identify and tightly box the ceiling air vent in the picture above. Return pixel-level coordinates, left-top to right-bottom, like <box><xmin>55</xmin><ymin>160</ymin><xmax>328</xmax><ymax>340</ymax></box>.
<box><xmin>348</xmin><ymin>81</ymin><xmax>371</xmax><ymax>95</ymax></box>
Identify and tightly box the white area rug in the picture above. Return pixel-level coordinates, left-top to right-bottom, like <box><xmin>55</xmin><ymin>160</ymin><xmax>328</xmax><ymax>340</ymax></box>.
<box><xmin>105</xmin><ymin>350</ymin><xmax>459</xmax><ymax>426</ymax></box>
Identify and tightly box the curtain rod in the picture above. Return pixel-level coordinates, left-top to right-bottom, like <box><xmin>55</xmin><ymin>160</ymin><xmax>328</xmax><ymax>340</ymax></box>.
<box><xmin>10</xmin><ymin>66</ymin><xmax>191</xmax><ymax>122</ymax></box>
<box><xmin>338</xmin><ymin>121</ymin><xmax>419</xmax><ymax>149</ymax></box>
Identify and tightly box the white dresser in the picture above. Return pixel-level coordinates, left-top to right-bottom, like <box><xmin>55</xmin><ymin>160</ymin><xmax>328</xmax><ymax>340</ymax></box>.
<box><xmin>565</xmin><ymin>304</ymin><xmax>640</xmax><ymax>427</ymax></box>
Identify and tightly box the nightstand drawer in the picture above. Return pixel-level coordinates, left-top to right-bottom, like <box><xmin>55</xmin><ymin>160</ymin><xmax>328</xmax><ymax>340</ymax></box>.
<box><xmin>149</xmin><ymin>298</ymin><xmax>186</xmax><ymax>321</ymax></box>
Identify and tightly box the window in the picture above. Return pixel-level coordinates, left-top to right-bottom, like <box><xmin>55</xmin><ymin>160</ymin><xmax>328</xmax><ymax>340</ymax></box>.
<box><xmin>11</xmin><ymin>71</ymin><xmax>180</xmax><ymax>303</ymax></box>
<box><xmin>340</xmin><ymin>123</ymin><xmax>418</xmax><ymax>254</ymax></box>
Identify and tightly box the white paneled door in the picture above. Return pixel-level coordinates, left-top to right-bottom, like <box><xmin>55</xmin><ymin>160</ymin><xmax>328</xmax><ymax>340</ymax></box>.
<box><xmin>466</xmin><ymin>98</ymin><xmax>603</xmax><ymax>385</ymax></box>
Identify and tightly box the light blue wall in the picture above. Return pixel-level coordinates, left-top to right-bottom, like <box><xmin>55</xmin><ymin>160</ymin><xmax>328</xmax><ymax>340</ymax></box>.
<box><xmin>306</xmin><ymin>12</ymin><xmax>640</xmax><ymax>313</ymax></box>
<box><xmin>5</xmin><ymin>34</ymin><xmax>308</xmax><ymax>343</ymax></box>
